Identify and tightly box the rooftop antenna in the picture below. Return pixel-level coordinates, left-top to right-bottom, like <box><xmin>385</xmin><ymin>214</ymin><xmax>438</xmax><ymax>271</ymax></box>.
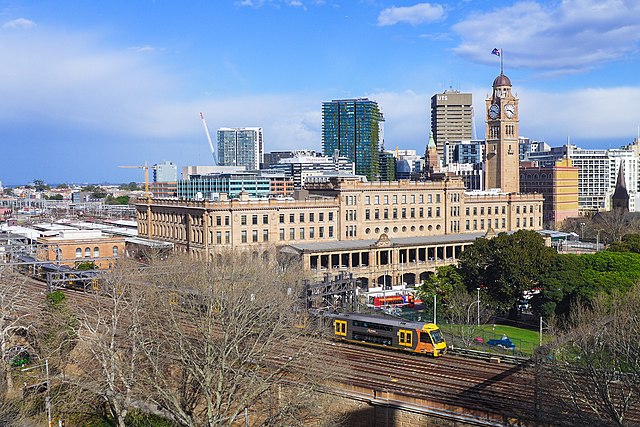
<box><xmin>200</xmin><ymin>112</ymin><xmax>217</xmax><ymax>165</ymax></box>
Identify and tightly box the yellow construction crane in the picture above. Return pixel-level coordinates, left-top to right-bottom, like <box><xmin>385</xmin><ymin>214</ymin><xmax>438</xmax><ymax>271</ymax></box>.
<box><xmin>118</xmin><ymin>163</ymin><xmax>155</xmax><ymax>203</ymax></box>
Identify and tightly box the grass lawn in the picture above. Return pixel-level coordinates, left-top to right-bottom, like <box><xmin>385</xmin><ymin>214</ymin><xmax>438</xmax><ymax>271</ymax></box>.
<box><xmin>440</xmin><ymin>323</ymin><xmax>552</xmax><ymax>356</ymax></box>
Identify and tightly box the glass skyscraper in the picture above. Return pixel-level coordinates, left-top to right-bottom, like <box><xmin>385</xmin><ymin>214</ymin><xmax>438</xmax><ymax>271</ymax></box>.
<box><xmin>322</xmin><ymin>98</ymin><xmax>384</xmax><ymax>181</ymax></box>
<box><xmin>217</xmin><ymin>127</ymin><xmax>264</xmax><ymax>171</ymax></box>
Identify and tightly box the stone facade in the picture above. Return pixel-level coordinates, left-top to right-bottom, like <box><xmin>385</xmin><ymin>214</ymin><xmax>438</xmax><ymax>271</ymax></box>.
<box><xmin>135</xmin><ymin>177</ymin><xmax>543</xmax><ymax>271</ymax></box>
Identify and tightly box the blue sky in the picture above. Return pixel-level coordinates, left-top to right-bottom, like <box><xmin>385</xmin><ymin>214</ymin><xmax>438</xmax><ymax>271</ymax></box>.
<box><xmin>2</xmin><ymin>0</ymin><xmax>640</xmax><ymax>185</ymax></box>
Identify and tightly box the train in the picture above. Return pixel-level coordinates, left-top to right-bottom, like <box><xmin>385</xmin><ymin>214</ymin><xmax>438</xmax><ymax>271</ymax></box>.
<box><xmin>328</xmin><ymin>312</ymin><xmax>447</xmax><ymax>357</ymax></box>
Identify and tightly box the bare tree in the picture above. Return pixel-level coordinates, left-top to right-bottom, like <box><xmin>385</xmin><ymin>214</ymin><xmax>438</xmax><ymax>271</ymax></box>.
<box><xmin>0</xmin><ymin>267</ymin><xmax>33</xmax><ymax>395</ymax></box>
<box><xmin>550</xmin><ymin>288</ymin><xmax>640</xmax><ymax>426</ymax></box>
<box><xmin>136</xmin><ymin>252</ymin><xmax>341</xmax><ymax>427</ymax></box>
<box><xmin>443</xmin><ymin>288</ymin><xmax>493</xmax><ymax>347</ymax></box>
<box><xmin>591</xmin><ymin>210</ymin><xmax>639</xmax><ymax>243</ymax></box>
<box><xmin>65</xmin><ymin>259</ymin><xmax>148</xmax><ymax>427</ymax></box>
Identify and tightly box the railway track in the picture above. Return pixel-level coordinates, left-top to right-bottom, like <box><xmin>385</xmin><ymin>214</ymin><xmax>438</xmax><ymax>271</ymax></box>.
<box><xmin>10</xmin><ymin>275</ymin><xmax>640</xmax><ymax>426</ymax></box>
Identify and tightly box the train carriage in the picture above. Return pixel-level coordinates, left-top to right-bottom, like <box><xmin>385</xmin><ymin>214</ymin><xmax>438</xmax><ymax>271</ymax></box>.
<box><xmin>330</xmin><ymin>313</ymin><xmax>447</xmax><ymax>357</ymax></box>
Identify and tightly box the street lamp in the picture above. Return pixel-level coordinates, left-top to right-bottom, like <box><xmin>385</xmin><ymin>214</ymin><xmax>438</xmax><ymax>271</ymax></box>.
<box><xmin>466</xmin><ymin>288</ymin><xmax>482</xmax><ymax>326</ymax></box>
<box><xmin>22</xmin><ymin>359</ymin><xmax>51</xmax><ymax>427</ymax></box>
<box><xmin>580</xmin><ymin>222</ymin><xmax>585</xmax><ymax>241</ymax></box>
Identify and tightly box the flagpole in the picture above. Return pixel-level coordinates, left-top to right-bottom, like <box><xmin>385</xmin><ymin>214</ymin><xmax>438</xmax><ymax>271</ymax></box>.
<box><xmin>500</xmin><ymin>48</ymin><xmax>504</xmax><ymax>75</ymax></box>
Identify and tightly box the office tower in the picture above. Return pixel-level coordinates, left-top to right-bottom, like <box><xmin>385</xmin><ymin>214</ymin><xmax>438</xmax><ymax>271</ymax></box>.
<box><xmin>322</xmin><ymin>98</ymin><xmax>385</xmax><ymax>181</ymax></box>
<box><xmin>485</xmin><ymin>73</ymin><xmax>520</xmax><ymax>193</ymax></box>
<box><xmin>217</xmin><ymin>127</ymin><xmax>264</xmax><ymax>171</ymax></box>
<box><xmin>430</xmin><ymin>89</ymin><xmax>473</xmax><ymax>160</ymax></box>
<box><xmin>153</xmin><ymin>161</ymin><xmax>178</xmax><ymax>182</ymax></box>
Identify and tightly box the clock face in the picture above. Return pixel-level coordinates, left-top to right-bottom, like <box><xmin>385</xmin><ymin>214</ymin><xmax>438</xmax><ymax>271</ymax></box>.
<box><xmin>488</xmin><ymin>104</ymin><xmax>500</xmax><ymax>119</ymax></box>
<box><xmin>505</xmin><ymin>103</ymin><xmax>516</xmax><ymax>118</ymax></box>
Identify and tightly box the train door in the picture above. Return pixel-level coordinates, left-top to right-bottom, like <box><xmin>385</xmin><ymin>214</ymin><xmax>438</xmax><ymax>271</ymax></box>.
<box><xmin>419</xmin><ymin>331</ymin><xmax>435</xmax><ymax>355</ymax></box>
<box><xmin>398</xmin><ymin>329</ymin><xmax>414</xmax><ymax>348</ymax></box>
<box><xmin>334</xmin><ymin>320</ymin><xmax>347</xmax><ymax>337</ymax></box>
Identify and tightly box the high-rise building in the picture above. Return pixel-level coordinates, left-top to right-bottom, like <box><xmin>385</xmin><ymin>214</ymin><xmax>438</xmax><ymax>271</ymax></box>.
<box><xmin>217</xmin><ymin>127</ymin><xmax>264</xmax><ymax>171</ymax></box>
<box><xmin>485</xmin><ymin>73</ymin><xmax>520</xmax><ymax>193</ymax></box>
<box><xmin>322</xmin><ymin>98</ymin><xmax>384</xmax><ymax>181</ymax></box>
<box><xmin>153</xmin><ymin>161</ymin><xmax>177</xmax><ymax>182</ymax></box>
<box><xmin>430</xmin><ymin>89</ymin><xmax>473</xmax><ymax>160</ymax></box>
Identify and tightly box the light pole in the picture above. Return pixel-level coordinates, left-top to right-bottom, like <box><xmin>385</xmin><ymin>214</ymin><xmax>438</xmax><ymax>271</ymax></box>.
<box><xmin>476</xmin><ymin>287</ymin><xmax>481</xmax><ymax>326</ymax></box>
<box><xmin>22</xmin><ymin>359</ymin><xmax>51</xmax><ymax>427</ymax></box>
<box><xmin>580</xmin><ymin>222</ymin><xmax>585</xmax><ymax>241</ymax></box>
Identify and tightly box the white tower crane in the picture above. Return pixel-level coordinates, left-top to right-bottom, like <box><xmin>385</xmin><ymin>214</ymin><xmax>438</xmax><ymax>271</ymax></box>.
<box><xmin>200</xmin><ymin>112</ymin><xmax>217</xmax><ymax>165</ymax></box>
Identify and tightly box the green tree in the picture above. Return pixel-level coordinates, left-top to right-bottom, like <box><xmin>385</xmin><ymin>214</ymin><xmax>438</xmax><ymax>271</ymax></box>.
<box><xmin>105</xmin><ymin>195</ymin><xmax>130</xmax><ymax>205</ymax></box>
<box><xmin>75</xmin><ymin>261</ymin><xmax>97</xmax><ymax>271</ymax></box>
<box><xmin>458</xmin><ymin>230</ymin><xmax>555</xmax><ymax>316</ymax></box>
<box><xmin>118</xmin><ymin>182</ymin><xmax>139</xmax><ymax>191</ymax></box>
<box><xmin>608</xmin><ymin>233</ymin><xmax>640</xmax><ymax>253</ymax></box>
<box><xmin>56</xmin><ymin>183</ymin><xmax>70</xmax><ymax>189</ymax></box>
<box><xmin>33</xmin><ymin>179</ymin><xmax>49</xmax><ymax>192</ymax></box>
<box><xmin>45</xmin><ymin>194</ymin><xmax>63</xmax><ymax>200</ymax></box>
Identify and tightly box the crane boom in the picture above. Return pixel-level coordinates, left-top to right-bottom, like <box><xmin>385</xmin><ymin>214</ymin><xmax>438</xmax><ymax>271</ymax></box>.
<box><xmin>200</xmin><ymin>112</ymin><xmax>217</xmax><ymax>165</ymax></box>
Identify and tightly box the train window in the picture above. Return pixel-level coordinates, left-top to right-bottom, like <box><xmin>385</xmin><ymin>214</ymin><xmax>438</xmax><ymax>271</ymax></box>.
<box><xmin>420</xmin><ymin>332</ymin><xmax>431</xmax><ymax>343</ymax></box>
<box><xmin>430</xmin><ymin>329</ymin><xmax>445</xmax><ymax>344</ymax></box>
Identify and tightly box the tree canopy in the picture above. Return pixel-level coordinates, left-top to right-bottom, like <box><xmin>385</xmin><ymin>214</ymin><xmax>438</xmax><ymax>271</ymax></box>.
<box><xmin>457</xmin><ymin>230</ymin><xmax>555</xmax><ymax>315</ymax></box>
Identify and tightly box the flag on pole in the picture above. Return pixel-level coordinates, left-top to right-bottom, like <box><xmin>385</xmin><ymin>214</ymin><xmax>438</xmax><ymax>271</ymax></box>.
<box><xmin>491</xmin><ymin>48</ymin><xmax>501</xmax><ymax>57</ymax></box>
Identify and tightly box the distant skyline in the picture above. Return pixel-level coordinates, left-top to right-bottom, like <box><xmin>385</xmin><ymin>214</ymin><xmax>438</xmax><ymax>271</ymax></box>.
<box><xmin>2</xmin><ymin>0</ymin><xmax>640</xmax><ymax>184</ymax></box>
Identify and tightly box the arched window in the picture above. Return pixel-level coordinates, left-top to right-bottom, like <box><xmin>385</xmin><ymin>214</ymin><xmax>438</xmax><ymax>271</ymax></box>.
<box><xmin>85</xmin><ymin>247</ymin><xmax>91</xmax><ymax>258</ymax></box>
<box><xmin>94</xmin><ymin>247</ymin><xmax>100</xmax><ymax>257</ymax></box>
<box><xmin>75</xmin><ymin>248</ymin><xmax>82</xmax><ymax>258</ymax></box>
<box><xmin>112</xmin><ymin>246</ymin><xmax>119</xmax><ymax>257</ymax></box>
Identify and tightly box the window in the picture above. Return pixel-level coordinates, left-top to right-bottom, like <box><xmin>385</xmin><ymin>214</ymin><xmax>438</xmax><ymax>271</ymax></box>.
<box><xmin>329</xmin><ymin>212</ymin><xmax>334</xmax><ymax>221</ymax></box>
<box><xmin>502</xmin><ymin>219</ymin><xmax>506</xmax><ymax>228</ymax></box>
<box><xmin>428</xmin><ymin>194</ymin><xmax>432</xmax><ymax>203</ymax></box>
<box><xmin>309</xmin><ymin>213</ymin><xmax>315</xmax><ymax>222</ymax></box>
<box><xmin>328</xmin><ymin>226</ymin><xmax>334</xmax><ymax>238</ymax></box>
<box><xmin>85</xmin><ymin>247</ymin><xmax>91</xmax><ymax>258</ymax></box>
<box><xmin>309</xmin><ymin>227</ymin><xmax>315</xmax><ymax>238</ymax></box>
<box><xmin>436</xmin><ymin>194</ymin><xmax>441</xmax><ymax>203</ymax></box>
<box><xmin>374</xmin><ymin>196</ymin><xmax>380</xmax><ymax>205</ymax></box>
<box><xmin>436</xmin><ymin>207</ymin><xmax>440</xmax><ymax>217</ymax></box>
<box><xmin>410</xmin><ymin>208</ymin><xmax>415</xmax><ymax>219</ymax></box>
<box><xmin>473</xmin><ymin>207</ymin><xmax>477</xmax><ymax>215</ymax></box>
<box><xmin>420</xmin><ymin>195</ymin><xmax>424</xmax><ymax>203</ymax></box>
<box><xmin>279</xmin><ymin>214</ymin><xmax>285</xmax><ymax>224</ymax></box>
<box><xmin>419</xmin><ymin>208</ymin><xmax>424</xmax><ymax>218</ymax></box>
<box><xmin>402</xmin><ymin>208</ymin><xmax>406</xmax><ymax>219</ymax></box>
<box><xmin>216</xmin><ymin>216</ymin><xmax>222</xmax><ymax>226</ymax></box>
<box><xmin>473</xmin><ymin>220</ymin><xmax>477</xmax><ymax>230</ymax></box>
<box><xmin>374</xmin><ymin>209</ymin><xmax>379</xmax><ymax>220</ymax></box>
<box><xmin>384</xmin><ymin>209</ymin><xmax>389</xmax><ymax>220</ymax></box>
<box><xmin>411</xmin><ymin>195</ymin><xmax>415</xmax><ymax>204</ymax></box>
<box><xmin>289</xmin><ymin>228</ymin><xmax>295</xmax><ymax>240</ymax></box>
<box><xmin>384</xmin><ymin>195</ymin><xmax>389</xmax><ymax>204</ymax></box>
<box><xmin>481</xmin><ymin>219</ymin><xmax>485</xmax><ymax>229</ymax></box>
<box><xmin>241</xmin><ymin>215</ymin><xmax>247</xmax><ymax>225</ymax></box>
<box><xmin>225</xmin><ymin>231</ymin><xmax>231</xmax><ymax>244</ymax></box>
<box><xmin>279</xmin><ymin>228</ymin><xmax>285</xmax><ymax>241</ymax></box>
<box><xmin>252</xmin><ymin>215</ymin><xmax>258</xmax><ymax>225</ymax></box>
<box><xmin>365</xmin><ymin>196</ymin><xmax>371</xmax><ymax>205</ymax></box>
<box><xmin>252</xmin><ymin>230</ymin><xmax>258</xmax><ymax>242</ymax></box>
<box><xmin>76</xmin><ymin>248</ymin><xmax>82</xmax><ymax>258</ymax></box>
<box><xmin>263</xmin><ymin>229</ymin><xmax>269</xmax><ymax>242</ymax></box>
<box><xmin>319</xmin><ymin>227</ymin><xmax>324</xmax><ymax>238</ymax></box>
<box><xmin>299</xmin><ymin>227</ymin><xmax>305</xmax><ymax>240</ymax></box>
<box><xmin>502</xmin><ymin>206</ymin><xmax>506</xmax><ymax>214</ymax></box>
<box><xmin>216</xmin><ymin>231</ymin><xmax>222</xmax><ymax>244</ymax></box>
<box><xmin>516</xmin><ymin>218</ymin><xmax>520</xmax><ymax>227</ymax></box>
<box><xmin>290</xmin><ymin>213</ymin><xmax>295</xmax><ymax>223</ymax></box>
<box><xmin>428</xmin><ymin>207</ymin><xmax>432</xmax><ymax>217</ymax></box>
<box><xmin>225</xmin><ymin>216</ymin><xmax>230</xmax><ymax>226</ymax></box>
<box><xmin>241</xmin><ymin>230</ymin><xmax>248</xmax><ymax>243</ymax></box>
<box><xmin>365</xmin><ymin>209</ymin><xmax>370</xmax><ymax>220</ymax></box>
<box><xmin>263</xmin><ymin>214</ymin><xmax>269</xmax><ymax>224</ymax></box>
<box><xmin>466</xmin><ymin>220</ymin><xmax>470</xmax><ymax>231</ymax></box>
<box><xmin>393</xmin><ymin>208</ymin><xmax>398</xmax><ymax>219</ymax></box>
<box><xmin>319</xmin><ymin>213</ymin><xmax>324</xmax><ymax>222</ymax></box>
<box><xmin>516</xmin><ymin>206</ymin><xmax>520</xmax><ymax>214</ymax></box>
<box><xmin>299</xmin><ymin>213</ymin><xmax>305</xmax><ymax>223</ymax></box>
<box><xmin>393</xmin><ymin>195</ymin><xmax>398</xmax><ymax>204</ymax></box>
<box><xmin>481</xmin><ymin>207</ymin><xmax>484</xmax><ymax>215</ymax></box>
<box><xmin>93</xmin><ymin>247</ymin><xmax>99</xmax><ymax>257</ymax></box>
<box><xmin>402</xmin><ymin>195</ymin><xmax>407</xmax><ymax>204</ymax></box>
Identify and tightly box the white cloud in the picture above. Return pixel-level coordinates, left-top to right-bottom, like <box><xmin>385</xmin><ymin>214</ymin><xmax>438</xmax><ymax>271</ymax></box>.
<box><xmin>128</xmin><ymin>45</ymin><xmax>155</xmax><ymax>53</ymax></box>
<box><xmin>378</xmin><ymin>3</ymin><xmax>445</xmax><ymax>26</ymax></box>
<box><xmin>235</xmin><ymin>0</ymin><xmax>312</xmax><ymax>8</ymax></box>
<box><xmin>453</xmin><ymin>0</ymin><xmax>640</xmax><ymax>72</ymax></box>
<box><xmin>3</xmin><ymin>18</ymin><xmax>36</xmax><ymax>29</ymax></box>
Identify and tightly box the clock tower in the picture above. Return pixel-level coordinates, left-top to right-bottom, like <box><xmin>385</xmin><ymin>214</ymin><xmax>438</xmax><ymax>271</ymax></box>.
<box><xmin>485</xmin><ymin>73</ymin><xmax>520</xmax><ymax>193</ymax></box>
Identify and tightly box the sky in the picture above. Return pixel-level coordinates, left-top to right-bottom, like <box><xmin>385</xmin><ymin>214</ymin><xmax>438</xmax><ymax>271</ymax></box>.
<box><xmin>2</xmin><ymin>0</ymin><xmax>640</xmax><ymax>185</ymax></box>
